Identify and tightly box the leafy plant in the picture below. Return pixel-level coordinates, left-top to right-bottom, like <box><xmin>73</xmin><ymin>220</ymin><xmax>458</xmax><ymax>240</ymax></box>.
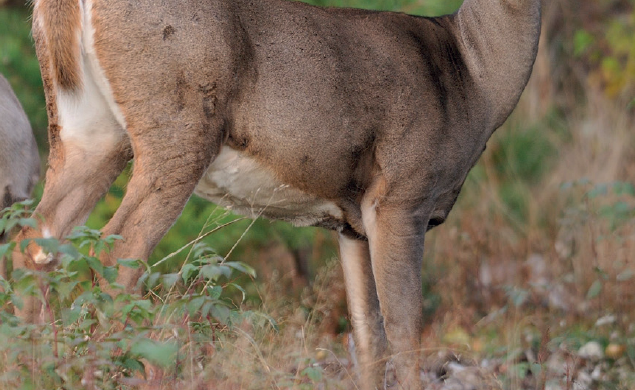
<box><xmin>0</xmin><ymin>202</ymin><xmax>261</xmax><ymax>389</ymax></box>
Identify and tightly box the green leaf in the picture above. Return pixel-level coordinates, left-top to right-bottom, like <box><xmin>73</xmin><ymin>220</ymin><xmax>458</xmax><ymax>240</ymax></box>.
<box><xmin>200</xmin><ymin>301</ymin><xmax>213</xmax><ymax>318</ymax></box>
<box><xmin>301</xmin><ymin>366</ymin><xmax>323</xmax><ymax>382</ymax></box>
<box><xmin>19</xmin><ymin>379</ymin><xmax>36</xmax><ymax>390</ymax></box>
<box><xmin>587</xmin><ymin>280</ymin><xmax>603</xmax><ymax>299</ymax></box>
<box><xmin>58</xmin><ymin>243</ymin><xmax>81</xmax><ymax>258</ymax></box>
<box><xmin>181</xmin><ymin>263</ymin><xmax>198</xmax><ymax>283</ymax></box>
<box><xmin>146</xmin><ymin>272</ymin><xmax>161</xmax><ymax>289</ymax></box>
<box><xmin>612</xmin><ymin>182</ymin><xmax>635</xmax><ymax>196</ymax></box>
<box><xmin>130</xmin><ymin>339</ymin><xmax>178</xmax><ymax>368</ymax></box>
<box><xmin>225</xmin><ymin>261</ymin><xmax>257</xmax><ymax>278</ymax></box>
<box><xmin>103</xmin><ymin>266</ymin><xmax>119</xmax><ymax>284</ymax></box>
<box><xmin>118</xmin><ymin>258</ymin><xmax>141</xmax><ymax>269</ymax></box>
<box><xmin>587</xmin><ymin>183</ymin><xmax>608</xmax><ymax>199</ymax></box>
<box><xmin>78</xmin><ymin>319</ymin><xmax>98</xmax><ymax>331</ymax></box>
<box><xmin>68</xmin><ymin>226</ymin><xmax>101</xmax><ymax>241</ymax></box>
<box><xmin>210</xmin><ymin>304</ymin><xmax>231</xmax><ymax>325</ymax></box>
<box><xmin>573</xmin><ymin>29</ymin><xmax>594</xmax><ymax>57</ymax></box>
<box><xmin>594</xmin><ymin>267</ymin><xmax>610</xmax><ymax>281</ymax></box>
<box><xmin>200</xmin><ymin>264</ymin><xmax>223</xmax><ymax>282</ymax></box>
<box><xmin>17</xmin><ymin>218</ymin><xmax>37</xmax><ymax>229</ymax></box>
<box><xmin>10</xmin><ymin>293</ymin><xmax>23</xmax><ymax>310</ymax></box>
<box><xmin>161</xmin><ymin>273</ymin><xmax>180</xmax><ymax>289</ymax></box>
<box><xmin>93</xmin><ymin>241</ymin><xmax>106</xmax><ymax>255</ymax></box>
<box><xmin>122</xmin><ymin>357</ymin><xmax>145</xmax><ymax>374</ymax></box>
<box><xmin>192</xmin><ymin>242</ymin><xmax>217</xmax><ymax>259</ymax></box>
<box><xmin>62</xmin><ymin>305</ymin><xmax>81</xmax><ymax>324</ymax></box>
<box><xmin>505</xmin><ymin>287</ymin><xmax>529</xmax><ymax>308</ymax></box>
<box><xmin>86</xmin><ymin>256</ymin><xmax>104</xmax><ymax>276</ymax></box>
<box><xmin>617</xmin><ymin>269</ymin><xmax>634</xmax><ymax>282</ymax></box>
<box><xmin>0</xmin><ymin>242</ymin><xmax>15</xmax><ymax>259</ymax></box>
<box><xmin>229</xmin><ymin>283</ymin><xmax>246</xmax><ymax>302</ymax></box>
<box><xmin>207</xmin><ymin>285</ymin><xmax>223</xmax><ymax>300</ymax></box>
<box><xmin>3</xmin><ymin>220</ymin><xmax>18</xmax><ymax>235</ymax></box>
<box><xmin>187</xmin><ymin>296</ymin><xmax>206</xmax><ymax>316</ymax></box>
<box><xmin>529</xmin><ymin>362</ymin><xmax>542</xmax><ymax>376</ymax></box>
<box><xmin>103</xmin><ymin>234</ymin><xmax>123</xmax><ymax>244</ymax></box>
<box><xmin>132</xmin><ymin>299</ymin><xmax>153</xmax><ymax>312</ymax></box>
<box><xmin>560</xmin><ymin>181</ymin><xmax>574</xmax><ymax>190</ymax></box>
<box><xmin>34</xmin><ymin>238</ymin><xmax>60</xmax><ymax>254</ymax></box>
<box><xmin>55</xmin><ymin>280</ymin><xmax>79</xmax><ymax>301</ymax></box>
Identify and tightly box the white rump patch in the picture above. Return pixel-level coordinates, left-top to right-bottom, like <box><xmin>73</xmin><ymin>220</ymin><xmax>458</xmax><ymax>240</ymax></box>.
<box><xmin>56</xmin><ymin>0</ymin><xmax>126</xmax><ymax>153</ymax></box>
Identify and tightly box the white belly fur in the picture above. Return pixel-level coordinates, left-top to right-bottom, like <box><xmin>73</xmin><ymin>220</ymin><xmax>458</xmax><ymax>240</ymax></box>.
<box><xmin>195</xmin><ymin>148</ymin><xmax>343</xmax><ymax>227</ymax></box>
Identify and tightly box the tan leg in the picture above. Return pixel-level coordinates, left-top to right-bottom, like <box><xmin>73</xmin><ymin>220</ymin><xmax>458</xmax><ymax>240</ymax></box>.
<box><xmin>11</xmin><ymin>137</ymin><xmax>131</xmax><ymax>321</ymax></box>
<box><xmin>362</xmin><ymin>198</ymin><xmax>425</xmax><ymax>390</ymax></box>
<box><xmin>98</xmin><ymin>122</ymin><xmax>218</xmax><ymax>291</ymax></box>
<box><xmin>338</xmin><ymin>232</ymin><xmax>387</xmax><ymax>389</ymax></box>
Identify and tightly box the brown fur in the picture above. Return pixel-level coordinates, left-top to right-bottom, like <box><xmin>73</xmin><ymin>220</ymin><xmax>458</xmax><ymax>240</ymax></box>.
<box><xmin>18</xmin><ymin>0</ymin><xmax>542</xmax><ymax>388</ymax></box>
<box><xmin>37</xmin><ymin>0</ymin><xmax>82</xmax><ymax>91</ymax></box>
<box><xmin>31</xmin><ymin>14</ymin><xmax>62</xmax><ymax>168</ymax></box>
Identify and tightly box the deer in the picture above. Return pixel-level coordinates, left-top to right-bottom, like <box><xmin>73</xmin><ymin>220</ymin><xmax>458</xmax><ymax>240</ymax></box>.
<box><xmin>0</xmin><ymin>74</ymin><xmax>40</xmax><ymax>242</ymax></box>
<box><xmin>12</xmin><ymin>0</ymin><xmax>541</xmax><ymax>388</ymax></box>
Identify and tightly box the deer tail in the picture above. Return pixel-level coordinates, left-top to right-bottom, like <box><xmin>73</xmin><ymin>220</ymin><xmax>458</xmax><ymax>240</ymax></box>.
<box><xmin>38</xmin><ymin>0</ymin><xmax>82</xmax><ymax>91</ymax></box>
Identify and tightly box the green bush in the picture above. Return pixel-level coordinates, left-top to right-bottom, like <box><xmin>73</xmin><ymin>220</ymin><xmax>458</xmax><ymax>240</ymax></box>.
<box><xmin>0</xmin><ymin>201</ymin><xmax>261</xmax><ymax>389</ymax></box>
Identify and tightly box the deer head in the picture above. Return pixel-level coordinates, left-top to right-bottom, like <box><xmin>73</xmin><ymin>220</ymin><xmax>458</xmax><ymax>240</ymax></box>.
<box><xmin>0</xmin><ymin>74</ymin><xmax>40</xmax><ymax>242</ymax></box>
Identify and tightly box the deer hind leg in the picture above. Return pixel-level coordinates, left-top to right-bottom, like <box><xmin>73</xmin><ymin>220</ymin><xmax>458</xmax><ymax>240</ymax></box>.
<box><xmin>11</xmin><ymin>99</ymin><xmax>130</xmax><ymax>321</ymax></box>
<box><xmin>97</xmin><ymin>118</ymin><xmax>219</xmax><ymax>291</ymax></box>
<box><xmin>338</xmin><ymin>232</ymin><xmax>388</xmax><ymax>389</ymax></box>
<box><xmin>361</xmin><ymin>191</ymin><xmax>426</xmax><ymax>390</ymax></box>
<box><xmin>14</xmin><ymin>81</ymin><xmax>131</xmax><ymax>247</ymax></box>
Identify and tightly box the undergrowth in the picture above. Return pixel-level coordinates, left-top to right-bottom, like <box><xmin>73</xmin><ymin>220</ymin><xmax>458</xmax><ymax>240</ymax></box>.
<box><xmin>0</xmin><ymin>202</ymin><xmax>281</xmax><ymax>390</ymax></box>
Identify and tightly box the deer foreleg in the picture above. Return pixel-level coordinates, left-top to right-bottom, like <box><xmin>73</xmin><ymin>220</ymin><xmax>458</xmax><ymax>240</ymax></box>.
<box><xmin>362</xmin><ymin>197</ymin><xmax>426</xmax><ymax>390</ymax></box>
<box><xmin>339</xmin><ymin>232</ymin><xmax>388</xmax><ymax>389</ymax></box>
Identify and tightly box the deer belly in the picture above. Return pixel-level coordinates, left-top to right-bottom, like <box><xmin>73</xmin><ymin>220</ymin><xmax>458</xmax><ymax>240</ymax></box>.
<box><xmin>194</xmin><ymin>147</ymin><xmax>343</xmax><ymax>227</ymax></box>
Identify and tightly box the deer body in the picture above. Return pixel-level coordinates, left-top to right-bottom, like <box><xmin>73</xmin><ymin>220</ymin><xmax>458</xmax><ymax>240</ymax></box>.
<box><xmin>18</xmin><ymin>0</ymin><xmax>541</xmax><ymax>388</ymax></box>
<box><xmin>0</xmin><ymin>75</ymin><xmax>40</xmax><ymax>239</ymax></box>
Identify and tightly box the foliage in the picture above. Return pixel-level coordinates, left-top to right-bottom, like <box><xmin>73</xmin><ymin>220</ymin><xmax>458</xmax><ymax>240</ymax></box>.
<box><xmin>0</xmin><ymin>202</ymin><xmax>262</xmax><ymax>389</ymax></box>
<box><xmin>572</xmin><ymin>4</ymin><xmax>635</xmax><ymax>103</ymax></box>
